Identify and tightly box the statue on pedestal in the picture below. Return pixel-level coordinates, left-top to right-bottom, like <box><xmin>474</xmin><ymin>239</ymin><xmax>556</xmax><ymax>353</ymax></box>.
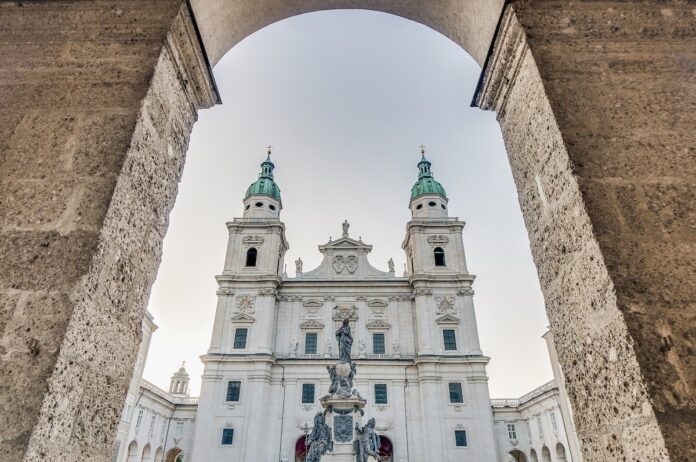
<box><xmin>336</xmin><ymin>318</ymin><xmax>353</xmax><ymax>363</ymax></box>
<box><xmin>354</xmin><ymin>418</ymin><xmax>381</xmax><ymax>462</ymax></box>
<box><xmin>306</xmin><ymin>412</ymin><xmax>332</xmax><ymax>462</ymax></box>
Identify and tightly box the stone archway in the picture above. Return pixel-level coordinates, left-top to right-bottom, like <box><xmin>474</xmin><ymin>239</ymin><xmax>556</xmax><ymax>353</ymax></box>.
<box><xmin>126</xmin><ymin>441</ymin><xmax>139</xmax><ymax>462</ymax></box>
<box><xmin>508</xmin><ymin>449</ymin><xmax>528</xmax><ymax>462</ymax></box>
<box><xmin>2</xmin><ymin>2</ymin><xmax>695</xmax><ymax>462</ymax></box>
<box><xmin>165</xmin><ymin>448</ymin><xmax>183</xmax><ymax>462</ymax></box>
<box><xmin>294</xmin><ymin>436</ymin><xmax>307</xmax><ymax>462</ymax></box>
<box><xmin>377</xmin><ymin>435</ymin><xmax>394</xmax><ymax>461</ymax></box>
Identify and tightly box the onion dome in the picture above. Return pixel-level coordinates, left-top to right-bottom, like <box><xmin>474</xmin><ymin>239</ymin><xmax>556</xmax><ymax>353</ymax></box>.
<box><xmin>410</xmin><ymin>147</ymin><xmax>447</xmax><ymax>201</ymax></box>
<box><xmin>245</xmin><ymin>147</ymin><xmax>281</xmax><ymax>201</ymax></box>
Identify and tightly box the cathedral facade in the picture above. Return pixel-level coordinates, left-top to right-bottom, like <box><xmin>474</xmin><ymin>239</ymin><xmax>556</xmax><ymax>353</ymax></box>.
<box><xmin>114</xmin><ymin>152</ymin><xmax>580</xmax><ymax>462</ymax></box>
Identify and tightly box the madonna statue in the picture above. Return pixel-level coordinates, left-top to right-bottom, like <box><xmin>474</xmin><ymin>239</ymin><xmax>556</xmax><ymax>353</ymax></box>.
<box><xmin>335</xmin><ymin>318</ymin><xmax>353</xmax><ymax>363</ymax></box>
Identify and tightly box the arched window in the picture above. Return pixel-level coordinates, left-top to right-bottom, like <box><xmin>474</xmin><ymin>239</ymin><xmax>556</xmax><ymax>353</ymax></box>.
<box><xmin>246</xmin><ymin>248</ymin><xmax>257</xmax><ymax>267</ymax></box>
<box><xmin>434</xmin><ymin>247</ymin><xmax>446</xmax><ymax>266</ymax></box>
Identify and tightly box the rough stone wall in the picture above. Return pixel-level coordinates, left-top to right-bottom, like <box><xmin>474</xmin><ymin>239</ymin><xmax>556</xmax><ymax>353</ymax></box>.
<box><xmin>482</xmin><ymin>2</ymin><xmax>696</xmax><ymax>461</ymax></box>
<box><xmin>0</xmin><ymin>1</ymin><xmax>206</xmax><ymax>460</ymax></box>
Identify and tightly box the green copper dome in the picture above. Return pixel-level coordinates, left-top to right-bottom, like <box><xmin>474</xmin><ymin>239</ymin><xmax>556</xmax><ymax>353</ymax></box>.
<box><xmin>410</xmin><ymin>152</ymin><xmax>447</xmax><ymax>200</ymax></box>
<box><xmin>245</xmin><ymin>153</ymin><xmax>281</xmax><ymax>201</ymax></box>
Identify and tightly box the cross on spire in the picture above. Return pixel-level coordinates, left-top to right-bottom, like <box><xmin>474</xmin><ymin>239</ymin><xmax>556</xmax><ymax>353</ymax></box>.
<box><xmin>266</xmin><ymin>145</ymin><xmax>273</xmax><ymax>156</ymax></box>
<box><xmin>419</xmin><ymin>144</ymin><xmax>426</xmax><ymax>155</ymax></box>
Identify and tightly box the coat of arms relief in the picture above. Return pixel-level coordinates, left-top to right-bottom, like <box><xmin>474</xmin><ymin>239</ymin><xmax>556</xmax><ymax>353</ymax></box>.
<box><xmin>333</xmin><ymin>254</ymin><xmax>358</xmax><ymax>274</ymax></box>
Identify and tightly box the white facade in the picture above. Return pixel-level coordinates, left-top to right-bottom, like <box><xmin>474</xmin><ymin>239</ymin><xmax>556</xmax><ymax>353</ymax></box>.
<box><xmin>116</xmin><ymin>153</ymin><xmax>581</xmax><ymax>462</ymax></box>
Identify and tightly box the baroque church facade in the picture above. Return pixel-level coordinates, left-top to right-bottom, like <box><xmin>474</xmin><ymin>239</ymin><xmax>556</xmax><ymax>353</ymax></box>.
<box><xmin>114</xmin><ymin>152</ymin><xmax>581</xmax><ymax>462</ymax></box>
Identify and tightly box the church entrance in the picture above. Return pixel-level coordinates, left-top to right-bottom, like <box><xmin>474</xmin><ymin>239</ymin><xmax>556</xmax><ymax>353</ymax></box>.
<box><xmin>295</xmin><ymin>436</ymin><xmax>308</xmax><ymax>462</ymax></box>
<box><xmin>378</xmin><ymin>435</ymin><xmax>394</xmax><ymax>461</ymax></box>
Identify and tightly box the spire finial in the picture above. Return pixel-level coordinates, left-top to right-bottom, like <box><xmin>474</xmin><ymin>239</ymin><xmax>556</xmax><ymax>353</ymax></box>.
<box><xmin>266</xmin><ymin>145</ymin><xmax>273</xmax><ymax>157</ymax></box>
<box><xmin>419</xmin><ymin>144</ymin><xmax>426</xmax><ymax>156</ymax></box>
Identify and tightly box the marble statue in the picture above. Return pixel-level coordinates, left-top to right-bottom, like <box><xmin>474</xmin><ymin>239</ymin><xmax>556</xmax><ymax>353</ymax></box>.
<box><xmin>354</xmin><ymin>418</ymin><xmax>380</xmax><ymax>462</ymax></box>
<box><xmin>296</xmin><ymin>257</ymin><xmax>303</xmax><ymax>273</ymax></box>
<box><xmin>342</xmin><ymin>219</ymin><xmax>350</xmax><ymax>237</ymax></box>
<box><xmin>388</xmin><ymin>258</ymin><xmax>394</xmax><ymax>272</ymax></box>
<box><xmin>336</xmin><ymin>318</ymin><xmax>353</xmax><ymax>363</ymax></box>
<box><xmin>306</xmin><ymin>412</ymin><xmax>332</xmax><ymax>462</ymax></box>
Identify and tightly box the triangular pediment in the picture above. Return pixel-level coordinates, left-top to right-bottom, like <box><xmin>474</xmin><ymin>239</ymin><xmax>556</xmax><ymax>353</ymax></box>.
<box><xmin>319</xmin><ymin>237</ymin><xmax>372</xmax><ymax>253</ymax></box>
<box><xmin>231</xmin><ymin>313</ymin><xmax>255</xmax><ymax>323</ymax></box>
<box><xmin>299</xmin><ymin>319</ymin><xmax>325</xmax><ymax>329</ymax></box>
<box><xmin>366</xmin><ymin>319</ymin><xmax>391</xmax><ymax>330</ymax></box>
<box><xmin>435</xmin><ymin>314</ymin><xmax>460</xmax><ymax>325</ymax></box>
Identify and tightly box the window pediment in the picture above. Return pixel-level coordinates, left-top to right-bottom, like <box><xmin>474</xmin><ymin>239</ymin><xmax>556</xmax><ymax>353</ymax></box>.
<box><xmin>231</xmin><ymin>313</ymin><xmax>255</xmax><ymax>324</ymax></box>
<box><xmin>435</xmin><ymin>314</ymin><xmax>460</xmax><ymax>325</ymax></box>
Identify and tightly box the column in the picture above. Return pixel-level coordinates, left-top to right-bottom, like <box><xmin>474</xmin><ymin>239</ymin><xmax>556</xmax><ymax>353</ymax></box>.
<box><xmin>475</xmin><ymin>2</ymin><xmax>696</xmax><ymax>460</ymax></box>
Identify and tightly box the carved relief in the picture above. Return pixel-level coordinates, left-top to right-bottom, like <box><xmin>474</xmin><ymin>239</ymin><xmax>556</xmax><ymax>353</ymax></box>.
<box><xmin>258</xmin><ymin>288</ymin><xmax>277</xmax><ymax>297</ymax></box>
<box><xmin>367</xmin><ymin>299</ymin><xmax>388</xmax><ymax>307</ymax></box>
<box><xmin>413</xmin><ymin>288</ymin><xmax>433</xmax><ymax>296</ymax></box>
<box><xmin>242</xmin><ymin>235</ymin><xmax>264</xmax><ymax>246</ymax></box>
<box><xmin>435</xmin><ymin>296</ymin><xmax>456</xmax><ymax>315</ymax></box>
<box><xmin>303</xmin><ymin>298</ymin><xmax>324</xmax><ymax>307</ymax></box>
<box><xmin>366</xmin><ymin>319</ymin><xmax>391</xmax><ymax>330</ymax></box>
<box><xmin>230</xmin><ymin>313</ymin><xmax>255</xmax><ymax>323</ymax></box>
<box><xmin>435</xmin><ymin>314</ymin><xmax>460</xmax><ymax>325</ymax></box>
<box><xmin>427</xmin><ymin>235</ymin><xmax>449</xmax><ymax>246</ymax></box>
<box><xmin>299</xmin><ymin>319</ymin><xmax>325</xmax><ymax>329</ymax></box>
<box><xmin>332</xmin><ymin>304</ymin><xmax>358</xmax><ymax>321</ymax></box>
<box><xmin>457</xmin><ymin>287</ymin><xmax>474</xmax><ymax>296</ymax></box>
<box><xmin>333</xmin><ymin>255</ymin><xmax>358</xmax><ymax>274</ymax></box>
<box><xmin>236</xmin><ymin>295</ymin><xmax>255</xmax><ymax>314</ymax></box>
<box><xmin>369</xmin><ymin>305</ymin><xmax>386</xmax><ymax>318</ymax></box>
<box><xmin>217</xmin><ymin>287</ymin><xmax>234</xmax><ymax>296</ymax></box>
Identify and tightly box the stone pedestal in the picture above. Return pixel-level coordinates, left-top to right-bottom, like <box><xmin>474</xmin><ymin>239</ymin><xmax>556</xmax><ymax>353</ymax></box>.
<box><xmin>321</xmin><ymin>396</ymin><xmax>365</xmax><ymax>462</ymax></box>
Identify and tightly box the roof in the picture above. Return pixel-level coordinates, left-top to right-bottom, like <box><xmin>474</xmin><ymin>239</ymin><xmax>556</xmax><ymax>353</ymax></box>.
<box><xmin>245</xmin><ymin>154</ymin><xmax>281</xmax><ymax>201</ymax></box>
<box><xmin>410</xmin><ymin>153</ymin><xmax>447</xmax><ymax>201</ymax></box>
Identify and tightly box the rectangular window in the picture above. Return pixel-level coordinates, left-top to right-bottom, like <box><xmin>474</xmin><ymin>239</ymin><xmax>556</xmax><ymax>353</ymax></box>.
<box><xmin>374</xmin><ymin>384</ymin><xmax>388</xmax><ymax>404</ymax></box>
<box><xmin>121</xmin><ymin>393</ymin><xmax>134</xmax><ymax>423</ymax></box>
<box><xmin>550</xmin><ymin>412</ymin><xmax>558</xmax><ymax>433</ymax></box>
<box><xmin>135</xmin><ymin>409</ymin><xmax>144</xmax><ymax>433</ymax></box>
<box><xmin>221</xmin><ymin>428</ymin><xmax>234</xmax><ymax>445</ymax></box>
<box><xmin>372</xmin><ymin>333</ymin><xmax>385</xmax><ymax>354</ymax></box>
<box><xmin>507</xmin><ymin>423</ymin><xmax>517</xmax><ymax>439</ymax></box>
<box><xmin>443</xmin><ymin>329</ymin><xmax>457</xmax><ymax>350</ymax></box>
<box><xmin>455</xmin><ymin>430</ymin><xmax>468</xmax><ymax>447</ymax></box>
<box><xmin>174</xmin><ymin>421</ymin><xmax>184</xmax><ymax>439</ymax></box>
<box><xmin>226</xmin><ymin>381</ymin><xmax>241</xmax><ymax>402</ymax></box>
<box><xmin>305</xmin><ymin>332</ymin><xmax>318</xmax><ymax>354</ymax></box>
<box><xmin>448</xmin><ymin>383</ymin><xmax>463</xmax><ymax>403</ymax></box>
<box><xmin>233</xmin><ymin>328</ymin><xmax>248</xmax><ymax>349</ymax></box>
<box><xmin>301</xmin><ymin>384</ymin><xmax>315</xmax><ymax>404</ymax></box>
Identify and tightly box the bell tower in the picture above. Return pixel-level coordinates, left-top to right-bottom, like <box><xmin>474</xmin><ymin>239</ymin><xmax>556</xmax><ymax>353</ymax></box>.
<box><xmin>402</xmin><ymin>147</ymin><xmax>468</xmax><ymax>276</ymax></box>
<box><xmin>207</xmin><ymin>148</ymin><xmax>289</xmax><ymax>355</ymax></box>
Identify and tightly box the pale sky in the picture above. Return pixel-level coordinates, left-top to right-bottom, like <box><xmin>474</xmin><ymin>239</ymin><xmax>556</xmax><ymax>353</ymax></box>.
<box><xmin>144</xmin><ymin>10</ymin><xmax>552</xmax><ymax>398</ymax></box>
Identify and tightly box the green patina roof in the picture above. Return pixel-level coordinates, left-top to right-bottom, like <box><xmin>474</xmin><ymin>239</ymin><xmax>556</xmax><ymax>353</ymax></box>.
<box><xmin>410</xmin><ymin>153</ymin><xmax>447</xmax><ymax>200</ymax></box>
<box><xmin>245</xmin><ymin>154</ymin><xmax>281</xmax><ymax>200</ymax></box>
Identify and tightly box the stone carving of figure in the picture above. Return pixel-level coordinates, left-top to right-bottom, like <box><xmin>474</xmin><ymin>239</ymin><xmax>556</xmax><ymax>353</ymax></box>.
<box><xmin>342</xmin><ymin>219</ymin><xmax>350</xmax><ymax>237</ymax></box>
<box><xmin>324</xmin><ymin>338</ymin><xmax>332</xmax><ymax>357</ymax></box>
<box><xmin>290</xmin><ymin>338</ymin><xmax>299</xmax><ymax>357</ymax></box>
<box><xmin>336</xmin><ymin>318</ymin><xmax>353</xmax><ymax>363</ymax></box>
<box><xmin>306</xmin><ymin>412</ymin><xmax>332</xmax><ymax>462</ymax></box>
<box><xmin>388</xmin><ymin>258</ymin><xmax>394</xmax><ymax>272</ymax></box>
<box><xmin>392</xmin><ymin>338</ymin><xmax>400</xmax><ymax>354</ymax></box>
<box><xmin>354</xmin><ymin>418</ymin><xmax>380</xmax><ymax>462</ymax></box>
<box><xmin>296</xmin><ymin>257</ymin><xmax>303</xmax><ymax>273</ymax></box>
<box><xmin>357</xmin><ymin>338</ymin><xmax>366</xmax><ymax>354</ymax></box>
